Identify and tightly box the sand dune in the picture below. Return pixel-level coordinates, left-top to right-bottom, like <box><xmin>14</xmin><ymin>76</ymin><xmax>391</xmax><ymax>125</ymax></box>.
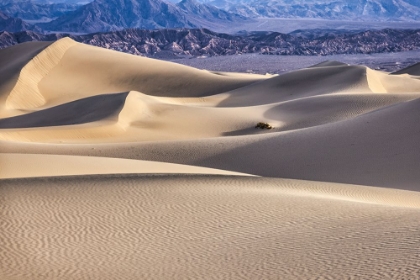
<box><xmin>2</xmin><ymin>175</ymin><xmax>420</xmax><ymax>280</ymax></box>
<box><xmin>1</xmin><ymin>38</ymin><xmax>420</xmax><ymax>279</ymax></box>
<box><xmin>4</xmin><ymin>38</ymin><xmax>268</xmax><ymax>112</ymax></box>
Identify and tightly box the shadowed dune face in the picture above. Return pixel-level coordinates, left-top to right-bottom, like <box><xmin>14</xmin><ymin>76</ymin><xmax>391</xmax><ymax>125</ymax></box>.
<box><xmin>2</xmin><ymin>38</ymin><xmax>420</xmax><ymax>279</ymax></box>
<box><xmin>0</xmin><ymin>41</ymin><xmax>52</xmax><ymax>92</ymax></box>
<box><xmin>0</xmin><ymin>92</ymin><xmax>129</xmax><ymax>128</ymax></box>
<box><xmin>391</xmin><ymin>62</ymin><xmax>420</xmax><ymax>75</ymax></box>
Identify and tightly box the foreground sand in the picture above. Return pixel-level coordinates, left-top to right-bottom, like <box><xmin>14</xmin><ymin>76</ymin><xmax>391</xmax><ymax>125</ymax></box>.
<box><xmin>1</xmin><ymin>38</ymin><xmax>420</xmax><ymax>279</ymax></box>
<box><xmin>2</xmin><ymin>175</ymin><xmax>420</xmax><ymax>280</ymax></box>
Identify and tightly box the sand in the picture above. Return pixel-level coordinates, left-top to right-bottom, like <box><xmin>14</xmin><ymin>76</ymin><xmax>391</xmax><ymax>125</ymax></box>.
<box><xmin>1</xmin><ymin>38</ymin><xmax>420</xmax><ymax>279</ymax></box>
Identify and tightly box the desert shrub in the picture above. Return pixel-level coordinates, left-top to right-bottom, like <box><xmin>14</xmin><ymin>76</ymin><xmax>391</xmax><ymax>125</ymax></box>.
<box><xmin>255</xmin><ymin>122</ymin><xmax>273</xmax><ymax>129</ymax></box>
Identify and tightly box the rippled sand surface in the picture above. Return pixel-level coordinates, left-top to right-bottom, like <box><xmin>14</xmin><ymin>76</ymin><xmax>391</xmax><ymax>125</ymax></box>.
<box><xmin>2</xmin><ymin>175</ymin><xmax>420</xmax><ymax>280</ymax></box>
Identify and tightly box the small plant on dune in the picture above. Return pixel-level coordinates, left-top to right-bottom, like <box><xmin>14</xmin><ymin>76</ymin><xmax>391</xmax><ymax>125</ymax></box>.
<box><xmin>255</xmin><ymin>122</ymin><xmax>273</xmax><ymax>130</ymax></box>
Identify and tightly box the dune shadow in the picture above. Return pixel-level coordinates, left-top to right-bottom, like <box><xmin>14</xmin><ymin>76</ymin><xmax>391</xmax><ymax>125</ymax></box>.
<box><xmin>222</xmin><ymin>126</ymin><xmax>276</xmax><ymax>137</ymax></box>
<box><xmin>0</xmin><ymin>92</ymin><xmax>129</xmax><ymax>129</ymax></box>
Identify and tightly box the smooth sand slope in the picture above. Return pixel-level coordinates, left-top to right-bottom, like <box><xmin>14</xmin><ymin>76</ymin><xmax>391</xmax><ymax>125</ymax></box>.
<box><xmin>1</xmin><ymin>39</ymin><xmax>420</xmax><ymax>279</ymax></box>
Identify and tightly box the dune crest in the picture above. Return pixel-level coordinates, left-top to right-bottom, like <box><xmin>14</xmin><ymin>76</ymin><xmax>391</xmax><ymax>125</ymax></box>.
<box><xmin>117</xmin><ymin>91</ymin><xmax>157</xmax><ymax>130</ymax></box>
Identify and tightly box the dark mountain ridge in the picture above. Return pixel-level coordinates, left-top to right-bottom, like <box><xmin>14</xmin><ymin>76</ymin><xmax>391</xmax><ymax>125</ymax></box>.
<box><xmin>1</xmin><ymin>28</ymin><xmax>420</xmax><ymax>57</ymax></box>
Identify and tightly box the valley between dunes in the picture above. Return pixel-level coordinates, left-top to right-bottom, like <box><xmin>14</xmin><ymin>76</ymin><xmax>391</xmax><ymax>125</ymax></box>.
<box><xmin>1</xmin><ymin>38</ymin><xmax>420</xmax><ymax>279</ymax></box>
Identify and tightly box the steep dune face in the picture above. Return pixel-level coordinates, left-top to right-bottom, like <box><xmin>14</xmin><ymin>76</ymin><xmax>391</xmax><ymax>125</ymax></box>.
<box><xmin>2</xmin><ymin>38</ymin><xmax>420</xmax><ymax>280</ymax></box>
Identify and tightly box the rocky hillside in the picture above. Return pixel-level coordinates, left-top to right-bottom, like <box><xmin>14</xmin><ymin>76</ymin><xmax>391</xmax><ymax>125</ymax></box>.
<box><xmin>1</xmin><ymin>28</ymin><xmax>420</xmax><ymax>57</ymax></box>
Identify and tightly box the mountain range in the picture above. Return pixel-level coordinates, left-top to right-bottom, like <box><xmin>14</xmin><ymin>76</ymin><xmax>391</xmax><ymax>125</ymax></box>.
<box><xmin>2</xmin><ymin>28</ymin><xmax>420</xmax><ymax>57</ymax></box>
<box><xmin>34</xmin><ymin>0</ymin><xmax>247</xmax><ymax>33</ymax></box>
<box><xmin>198</xmin><ymin>0</ymin><xmax>420</xmax><ymax>21</ymax></box>
<box><xmin>0</xmin><ymin>0</ymin><xmax>248</xmax><ymax>33</ymax></box>
<box><xmin>2</xmin><ymin>0</ymin><xmax>420</xmax><ymax>35</ymax></box>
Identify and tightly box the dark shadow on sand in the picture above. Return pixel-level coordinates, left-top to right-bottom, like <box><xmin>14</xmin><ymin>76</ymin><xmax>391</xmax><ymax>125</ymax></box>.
<box><xmin>0</xmin><ymin>92</ymin><xmax>129</xmax><ymax>129</ymax></box>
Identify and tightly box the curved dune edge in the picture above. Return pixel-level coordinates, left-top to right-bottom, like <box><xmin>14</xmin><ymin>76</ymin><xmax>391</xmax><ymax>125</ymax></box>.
<box><xmin>6</xmin><ymin>38</ymin><xmax>77</xmax><ymax>110</ymax></box>
<box><xmin>0</xmin><ymin>153</ymin><xmax>253</xmax><ymax>179</ymax></box>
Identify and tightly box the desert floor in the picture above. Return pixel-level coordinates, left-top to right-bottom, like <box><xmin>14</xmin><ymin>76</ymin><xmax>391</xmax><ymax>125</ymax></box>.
<box><xmin>1</xmin><ymin>39</ymin><xmax>420</xmax><ymax>279</ymax></box>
